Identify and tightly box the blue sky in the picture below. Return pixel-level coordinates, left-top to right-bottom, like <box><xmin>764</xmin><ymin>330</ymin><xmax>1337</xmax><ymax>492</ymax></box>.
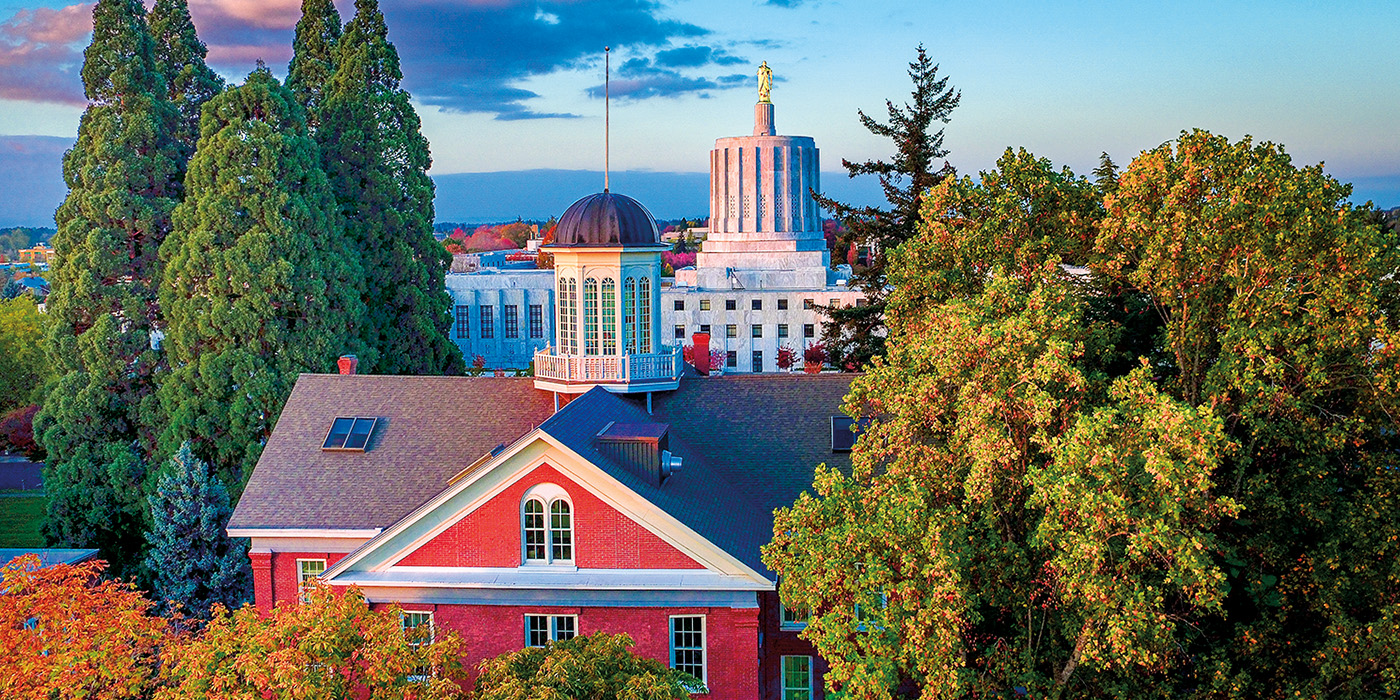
<box><xmin>1</xmin><ymin>0</ymin><xmax>1397</xmax><ymax>225</ymax></box>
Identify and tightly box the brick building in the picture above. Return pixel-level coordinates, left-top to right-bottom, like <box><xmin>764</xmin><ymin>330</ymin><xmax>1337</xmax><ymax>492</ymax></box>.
<box><xmin>229</xmin><ymin>189</ymin><xmax>855</xmax><ymax>699</ymax></box>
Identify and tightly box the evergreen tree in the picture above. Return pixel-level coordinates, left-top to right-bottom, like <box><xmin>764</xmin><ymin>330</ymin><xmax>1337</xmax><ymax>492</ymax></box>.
<box><xmin>148</xmin><ymin>0</ymin><xmax>223</xmax><ymax>166</ymax></box>
<box><xmin>286</xmin><ymin>0</ymin><xmax>342</xmax><ymax>132</ymax></box>
<box><xmin>812</xmin><ymin>45</ymin><xmax>959</xmax><ymax>371</ymax></box>
<box><xmin>319</xmin><ymin>0</ymin><xmax>462</xmax><ymax>375</ymax></box>
<box><xmin>37</xmin><ymin>0</ymin><xmax>181</xmax><ymax>578</ymax></box>
<box><xmin>157</xmin><ymin>66</ymin><xmax>367</xmax><ymax>492</ymax></box>
<box><xmin>145</xmin><ymin>442</ymin><xmax>249</xmax><ymax>618</ymax></box>
<box><xmin>1092</xmin><ymin>151</ymin><xmax>1119</xmax><ymax>195</ymax></box>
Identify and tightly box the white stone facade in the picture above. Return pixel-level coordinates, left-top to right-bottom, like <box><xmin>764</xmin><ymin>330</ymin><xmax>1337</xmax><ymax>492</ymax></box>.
<box><xmin>445</xmin><ymin>270</ymin><xmax>555</xmax><ymax>369</ymax></box>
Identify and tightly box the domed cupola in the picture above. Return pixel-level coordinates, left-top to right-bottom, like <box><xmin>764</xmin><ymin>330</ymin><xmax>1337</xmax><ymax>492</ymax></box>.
<box><xmin>550</xmin><ymin>191</ymin><xmax>662</xmax><ymax>248</ymax></box>
<box><xmin>534</xmin><ymin>191</ymin><xmax>680</xmax><ymax>397</ymax></box>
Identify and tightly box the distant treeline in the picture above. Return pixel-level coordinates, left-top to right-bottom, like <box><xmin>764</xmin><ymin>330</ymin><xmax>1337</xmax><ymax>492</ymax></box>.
<box><xmin>0</xmin><ymin>227</ymin><xmax>54</xmax><ymax>256</ymax></box>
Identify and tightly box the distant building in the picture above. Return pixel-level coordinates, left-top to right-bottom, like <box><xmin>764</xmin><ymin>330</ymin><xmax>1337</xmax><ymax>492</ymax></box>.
<box><xmin>17</xmin><ymin>243</ymin><xmax>53</xmax><ymax>266</ymax></box>
<box><xmin>445</xmin><ymin>91</ymin><xmax>860</xmax><ymax>372</ymax></box>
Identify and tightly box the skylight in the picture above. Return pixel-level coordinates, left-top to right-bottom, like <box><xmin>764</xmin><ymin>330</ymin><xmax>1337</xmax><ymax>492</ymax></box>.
<box><xmin>323</xmin><ymin>417</ymin><xmax>378</xmax><ymax>451</ymax></box>
<box><xmin>831</xmin><ymin>416</ymin><xmax>870</xmax><ymax>453</ymax></box>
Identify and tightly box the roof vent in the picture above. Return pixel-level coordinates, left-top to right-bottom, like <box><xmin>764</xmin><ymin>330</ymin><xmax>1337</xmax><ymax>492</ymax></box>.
<box><xmin>660</xmin><ymin>449</ymin><xmax>682</xmax><ymax>480</ymax></box>
<box><xmin>596</xmin><ymin>422</ymin><xmax>671</xmax><ymax>486</ymax></box>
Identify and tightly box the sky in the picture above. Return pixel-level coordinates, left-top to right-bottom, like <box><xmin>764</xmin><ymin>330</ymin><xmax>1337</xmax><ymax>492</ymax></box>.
<box><xmin>1</xmin><ymin>0</ymin><xmax>1397</xmax><ymax>226</ymax></box>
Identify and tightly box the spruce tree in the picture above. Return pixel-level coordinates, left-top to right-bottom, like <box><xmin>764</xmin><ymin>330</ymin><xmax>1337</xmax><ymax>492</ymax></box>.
<box><xmin>148</xmin><ymin>0</ymin><xmax>224</xmax><ymax>165</ymax></box>
<box><xmin>320</xmin><ymin>0</ymin><xmax>462</xmax><ymax>375</ymax></box>
<box><xmin>287</xmin><ymin>0</ymin><xmax>342</xmax><ymax>132</ymax></box>
<box><xmin>812</xmin><ymin>45</ymin><xmax>959</xmax><ymax>371</ymax></box>
<box><xmin>37</xmin><ymin>0</ymin><xmax>181</xmax><ymax>578</ymax></box>
<box><xmin>157</xmin><ymin>66</ymin><xmax>367</xmax><ymax>491</ymax></box>
<box><xmin>145</xmin><ymin>442</ymin><xmax>250</xmax><ymax>618</ymax></box>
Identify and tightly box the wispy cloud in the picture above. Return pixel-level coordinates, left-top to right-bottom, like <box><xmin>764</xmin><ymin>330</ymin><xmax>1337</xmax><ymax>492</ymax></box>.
<box><xmin>0</xmin><ymin>3</ymin><xmax>91</xmax><ymax>105</ymax></box>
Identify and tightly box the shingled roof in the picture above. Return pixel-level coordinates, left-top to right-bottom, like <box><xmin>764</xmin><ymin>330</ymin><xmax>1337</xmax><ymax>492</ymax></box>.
<box><xmin>230</xmin><ymin>372</ymin><xmax>856</xmax><ymax>575</ymax></box>
<box><xmin>228</xmin><ymin>375</ymin><xmax>556</xmax><ymax>532</ymax></box>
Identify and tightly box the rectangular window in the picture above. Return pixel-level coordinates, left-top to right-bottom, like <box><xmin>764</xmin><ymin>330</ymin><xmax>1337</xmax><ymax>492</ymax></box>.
<box><xmin>751</xmin><ymin>324</ymin><xmax>763</xmax><ymax>338</ymax></box>
<box><xmin>803</xmin><ymin>298</ymin><xmax>814</xmax><ymax>310</ymax></box>
<box><xmin>782</xmin><ymin>656</ymin><xmax>813</xmax><ymax>700</ymax></box>
<box><xmin>855</xmin><ymin>297</ymin><xmax>869</xmax><ymax>307</ymax></box>
<box><xmin>804</xmin><ymin>324</ymin><xmax>815</xmax><ymax>338</ymax></box>
<box><xmin>781</xmin><ymin>602</ymin><xmax>810</xmax><ymax>630</ymax></box>
<box><xmin>699</xmin><ymin>324</ymin><xmax>711</xmax><ymax>335</ymax></box>
<box><xmin>752</xmin><ymin>299</ymin><xmax>763</xmax><ymax>311</ymax></box>
<box><xmin>726</xmin><ymin>324</ymin><xmax>737</xmax><ymax>339</ymax></box>
<box><xmin>752</xmin><ymin>350</ymin><xmax>763</xmax><ymax>373</ymax></box>
<box><xmin>725</xmin><ymin>299</ymin><xmax>737</xmax><ymax>311</ymax></box>
<box><xmin>778</xmin><ymin>298</ymin><xmax>789</xmax><ymax>310</ymax></box>
<box><xmin>529</xmin><ymin>305</ymin><xmax>543</xmax><ymax>338</ymax></box>
<box><xmin>297</xmin><ymin>559</ymin><xmax>325</xmax><ymax>602</ymax></box>
<box><xmin>778</xmin><ymin>323</ymin><xmax>789</xmax><ymax>338</ymax></box>
<box><xmin>829</xmin><ymin>298</ymin><xmax>840</xmax><ymax>308</ymax></box>
<box><xmin>504</xmin><ymin>305</ymin><xmax>519</xmax><ymax>339</ymax></box>
<box><xmin>322</xmin><ymin>417</ymin><xmax>377</xmax><ymax>451</ymax></box>
<box><xmin>674</xmin><ymin>299</ymin><xmax>685</xmax><ymax>311</ymax></box>
<box><xmin>402</xmin><ymin>611</ymin><xmax>434</xmax><ymax>679</ymax></box>
<box><xmin>479</xmin><ymin>305</ymin><xmax>495</xmax><ymax>339</ymax></box>
<box><xmin>454</xmin><ymin>305</ymin><xmax>469</xmax><ymax>338</ymax></box>
<box><xmin>670</xmin><ymin>615</ymin><xmax>706</xmax><ymax>682</ymax></box>
<box><xmin>832</xmin><ymin>416</ymin><xmax>871</xmax><ymax>452</ymax></box>
<box><xmin>674</xmin><ymin>324</ymin><xmax>686</xmax><ymax>339</ymax></box>
<box><xmin>700</xmin><ymin>299</ymin><xmax>711</xmax><ymax>311</ymax></box>
<box><xmin>727</xmin><ymin>350</ymin><xmax>737</xmax><ymax>368</ymax></box>
<box><xmin>525</xmin><ymin>614</ymin><xmax>578</xmax><ymax>647</ymax></box>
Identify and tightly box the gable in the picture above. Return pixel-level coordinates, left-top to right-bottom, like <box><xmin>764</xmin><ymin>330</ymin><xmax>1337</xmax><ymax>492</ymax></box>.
<box><xmin>396</xmin><ymin>464</ymin><xmax>703</xmax><ymax>570</ymax></box>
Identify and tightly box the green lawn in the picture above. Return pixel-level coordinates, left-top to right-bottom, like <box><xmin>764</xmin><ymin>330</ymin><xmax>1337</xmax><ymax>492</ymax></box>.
<box><xmin>0</xmin><ymin>491</ymin><xmax>47</xmax><ymax>547</ymax></box>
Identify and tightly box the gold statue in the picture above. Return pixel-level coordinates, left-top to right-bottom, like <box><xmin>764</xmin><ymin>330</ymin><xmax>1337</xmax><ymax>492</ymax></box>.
<box><xmin>757</xmin><ymin>61</ymin><xmax>772</xmax><ymax>103</ymax></box>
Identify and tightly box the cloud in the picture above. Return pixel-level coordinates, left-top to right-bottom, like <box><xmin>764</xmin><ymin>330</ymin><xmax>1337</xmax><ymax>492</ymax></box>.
<box><xmin>588</xmin><ymin>49</ymin><xmax>748</xmax><ymax>100</ymax></box>
<box><xmin>0</xmin><ymin>3</ymin><xmax>92</xmax><ymax>105</ymax></box>
<box><xmin>763</xmin><ymin>0</ymin><xmax>808</xmax><ymax>6</ymax></box>
<box><xmin>654</xmin><ymin>44</ymin><xmax>744</xmax><ymax>68</ymax></box>
<box><xmin>0</xmin><ymin>135</ymin><xmax>74</xmax><ymax>226</ymax></box>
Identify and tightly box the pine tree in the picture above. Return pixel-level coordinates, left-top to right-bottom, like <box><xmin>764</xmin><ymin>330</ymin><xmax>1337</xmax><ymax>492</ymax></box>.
<box><xmin>37</xmin><ymin>0</ymin><xmax>181</xmax><ymax>578</ymax></box>
<box><xmin>812</xmin><ymin>45</ymin><xmax>959</xmax><ymax>371</ymax></box>
<box><xmin>319</xmin><ymin>0</ymin><xmax>462</xmax><ymax>375</ymax></box>
<box><xmin>1093</xmin><ymin>151</ymin><xmax>1119</xmax><ymax>195</ymax></box>
<box><xmin>145</xmin><ymin>442</ymin><xmax>249</xmax><ymax>618</ymax></box>
<box><xmin>287</xmin><ymin>0</ymin><xmax>342</xmax><ymax>132</ymax></box>
<box><xmin>157</xmin><ymin>66</ymin><xmax>367</xmax><ymax>492</ymax></box>
<box><xmin>148</xmin><ymin>0</ymin><xmax>223</xmax><ymax>166</ymax></box>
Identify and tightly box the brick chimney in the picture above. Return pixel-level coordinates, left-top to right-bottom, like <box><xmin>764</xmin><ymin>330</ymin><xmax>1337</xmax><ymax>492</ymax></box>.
<box><xmin>692</xmin><ymin>332</ymin><xmax>710</xmax><ymax>375</ymax></box>
<box><xmin>337</xmin><ymin>354</ymin><xmax>358</xmax><ymax>375</ymax></box>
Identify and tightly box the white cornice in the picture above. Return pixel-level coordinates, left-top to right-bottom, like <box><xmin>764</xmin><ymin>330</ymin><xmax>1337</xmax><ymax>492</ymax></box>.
<box><xmin>227</xmin><ymin>528</ymin><xmax>382</xmax><ymax>539</ymax></box>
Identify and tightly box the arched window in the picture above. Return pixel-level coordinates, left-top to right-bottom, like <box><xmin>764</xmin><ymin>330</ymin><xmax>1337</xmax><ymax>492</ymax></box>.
<box><xmin>624</xmin><ymin>277</ymin><xmax>638</xmax><ymax>354</ymax></box>
<box><xmin>601</xmin><ymin>278</ymin><xmax>617</xmax><ymax>355</ymax></box>
<box><xmin>583</xmin><ymin>278</ymin><xmax>600</xmax><ymax>355</ymax></box>
<box><xmin>638</xmin><ymin>277</ymin><xmax>652</xmax><ymax>353</ymax></box>
<box><xmin>557</xmin><ymin>277</ymin><xmax>577</xmax><ymax>354</ymax></box>
<box><xmin>522</xmin><ymin>485</ymin><xmax>573</xmax><ymax>565</ymax></box>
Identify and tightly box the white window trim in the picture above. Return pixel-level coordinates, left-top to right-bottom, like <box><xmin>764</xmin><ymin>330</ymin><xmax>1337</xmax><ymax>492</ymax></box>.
<box><xmin>401</xmin><ymin>610</ymin><xmax>436</xmax><ymax>644</ymax></box>
<box><xmin>668</xmin><ymin>614</ymin><xmax>707</xmax><ymax>687</ymax></box>
<box><xmin>523</xmin><ymin>613</ymin><xmax>579</xmax><ymax>647</ymax></box>
<box><xmin>781</xmin><ymin>655</ymin><xmax>814</xmax><ymax>700</ymax></box>
<box><xmin>779</xmin><ymin>601</ymin><xmax>808</xmax><ymax>631</ymax></box>
<box><xmin>296</xmin><ymin>558</ymin><xmax>326</xmax><ymax>602</ymax></box>
<box><xmin>521</xmin><ymin>484</ymin><xmax>574</xmax><ymax>566</ymax></box>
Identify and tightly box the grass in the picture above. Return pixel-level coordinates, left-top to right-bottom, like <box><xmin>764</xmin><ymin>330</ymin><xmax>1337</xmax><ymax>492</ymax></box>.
<box><xmin>0</xmin><ymin>490</ymin><xmax>47</xmax><ymax>547</ymax></box>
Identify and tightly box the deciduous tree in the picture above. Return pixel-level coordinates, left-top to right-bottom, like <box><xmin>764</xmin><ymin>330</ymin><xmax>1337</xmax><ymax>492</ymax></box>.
<box><xmin>319</xmin><ymin>0</ymin><xmax>462</xmax><ymax>375</ymax></box>
<box><xmin>474</xmin><ymin>632</ymin><xmax>701</xmax><ymax>700</ymax></box>
<box><xmin>0</xmin><ymin>296</ymin><xmax>52</xmax><ymax>411</ymax></box>
<box><xmin>157</xmin><ymin>67</ymin><xmax>367</xmax><ymax>492</ymax></box>
<box><xmin>812</xmin><ymin>45</ymin><xmax>959</xmax><ymax>370</ymax></box>
<box><xmin>764</xmin><ymin>132</ymin><xmax>1400</xmax><ymax>698</ymax></box>
<box><xmin>157</xmin><ymin>583</ymin><xmax>466</xmax><ymax>699</ymax></box>
<box><xmin>0</xmin><ymin>555</ymin><xmax>170</xmax><ymax>700</ymax></box>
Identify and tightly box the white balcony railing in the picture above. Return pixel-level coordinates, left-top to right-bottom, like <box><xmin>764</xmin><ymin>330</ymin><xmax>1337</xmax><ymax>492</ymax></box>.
<box><xmin>533</xmin><ymin>345</ymin><xmax>683</xmax><ymax>384</ymax></box>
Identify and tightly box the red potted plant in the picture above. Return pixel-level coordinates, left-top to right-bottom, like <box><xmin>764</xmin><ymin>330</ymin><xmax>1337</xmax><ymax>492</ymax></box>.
<box><xmin>776</xmin><ymin>344</ymin><xmax>798</xmax><ymax>372</ymax></box>
<box><xmin>709</xmin><ymin>348</ymin><xmax>727</xmax><ymax>376</ymax></box>
<box><xmin>803</xmin><ymin>342</ymin><xmax>827</xmax><ymax>374</ymax></box>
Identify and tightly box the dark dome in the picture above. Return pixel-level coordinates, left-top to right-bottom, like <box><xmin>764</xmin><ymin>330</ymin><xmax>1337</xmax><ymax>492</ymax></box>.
<box><xmin>550</xmin><ymin>192</ymin><xmax>660</xmax><ymax>247</ymax></box>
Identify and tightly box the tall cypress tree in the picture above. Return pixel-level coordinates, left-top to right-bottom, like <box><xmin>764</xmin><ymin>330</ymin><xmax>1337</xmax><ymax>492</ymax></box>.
<box><xmin>37</xmin><ymin>0</ymin><xmax>181</xmax><ymax>578</ymax></box>
<box><xmin>145</xmin><ymin>442</ymin><xmax>250</xmax><ymax>617</ymax></box>
<box><xmin>319</xmin><ymin>0</ymin><xmax>462</xmax><ymax>375</ymax></box>
<box><xmin>287</xmin><ymin>0</ymin><xmax>342</xmax><ymax>133</ymax></box>
<box><xmin>157</xmin><ymin>66</ymin><xmax>367</xmax><ymax>492</ymax></box>
<box><xmin>148</xmin><ymin>0</ymin><xmax>224</xmax><ymax>165</ymax></box>
<box><xmin>812</xmin><ymin>46</ymin><xmax>959</xmax><ymax>371</ymax></box>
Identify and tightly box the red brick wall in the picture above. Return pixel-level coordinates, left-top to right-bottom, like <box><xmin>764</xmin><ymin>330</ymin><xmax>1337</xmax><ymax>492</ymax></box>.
<box><xmin>409</xmin><ymin>603</ymin><xmax>758</xmax><ymax>700</ymax></box>
<box><xmin>396</xmin><ymin>463</ymin><xmax>703</xmax><ymax>570</ymax></box>
<box><xmin>257</xmin><ymin>550</ymin><xmax>348</xmax><ymax>608</ymax></box>
<box><xmin>757</xmin><ymin>590</ymin><xmax>827</xmax><ymax>700</ymax></box>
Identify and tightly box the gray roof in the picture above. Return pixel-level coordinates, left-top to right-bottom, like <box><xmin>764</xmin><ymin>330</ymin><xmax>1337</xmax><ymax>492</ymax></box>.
<box><xmin>230</xmin><ymin>372</ymin><xmax>855</xmax><ymax>576</ymax></box>
<box><xmin>547</xmin><ymin>191</ymin><xmax>662</xmax><ymax>248</ymax></box>
<box><xmin>228</xmin><ymin>375</ymin><xmax>556</xmax><ymax>531</ymax></box>
<box><xmin>1</xmin><ymin>549</ymin><xmax>99</xmax><ymax>568</ymax></box>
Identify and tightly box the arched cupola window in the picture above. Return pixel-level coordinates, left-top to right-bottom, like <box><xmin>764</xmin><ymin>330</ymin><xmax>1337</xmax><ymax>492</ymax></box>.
<box><xmin>601</xmin><ymin>278</ymin><xmax>617</xmax><ymax>355</ymax></box>
<box><xmin>558</xmin><ymin>277</ymin><xmax>577</xmax><ymax>354</ymax></box>
<box><xmin>638</xmin><ymin>277</ymin><xmax>652</xmax><ymax>353</ymax></box>
<box><xmin>583</xmin><ymin>278</ymin><xmax>600</xmax><ymax>355</ymax></box>
<box><xmin>522</xmin><ymin>484</ymin><xmax>573</xmax><ymax>564</ymax></box>
<box><xmin>624</xmin><ymin>277</ymin><xmax>638</xmax><ymax>354</ymax></box>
